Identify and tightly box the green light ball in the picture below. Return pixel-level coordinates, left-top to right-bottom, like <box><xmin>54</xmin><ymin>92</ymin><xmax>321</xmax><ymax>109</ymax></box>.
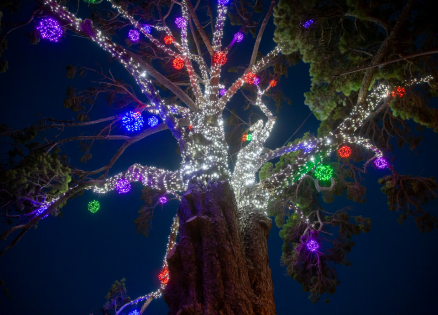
<box><xmin>314</xmin><ymin>164</ymin><xmax>333</xmax><ymax>181</ymax></box>
<box><xmin>84</xmin><ymin>0</ymin><xmax>103</xmax><ymax>3</ymax></box>
<box><xmin>88</xmin><ymin>200</ymin><xmax>100</xmax><ymax>213</ymax></box>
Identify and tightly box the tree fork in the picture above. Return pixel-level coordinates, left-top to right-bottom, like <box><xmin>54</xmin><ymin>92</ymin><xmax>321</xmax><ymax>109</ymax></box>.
<box><xmin>164</xmin><ymin>181</ymin><xmax>276</xmax><ymax>314</ymax></box>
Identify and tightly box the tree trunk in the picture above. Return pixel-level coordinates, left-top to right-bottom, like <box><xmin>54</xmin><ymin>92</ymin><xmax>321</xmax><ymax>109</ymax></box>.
<box><xmin>164</xmin><ymin>180</ymin><xmax>276</xmax><ymax>315</ymax></box>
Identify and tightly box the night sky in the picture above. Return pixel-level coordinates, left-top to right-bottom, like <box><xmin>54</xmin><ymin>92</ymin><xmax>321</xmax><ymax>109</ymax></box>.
<box><xmin>1</xmin><ymin>1</ymin><xmax>438</xmax><ymax>314</ymax></box>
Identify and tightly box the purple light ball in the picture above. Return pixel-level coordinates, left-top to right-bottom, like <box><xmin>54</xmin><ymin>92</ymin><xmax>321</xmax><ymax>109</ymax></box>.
<box><xmin>306</xmin><ymin>239</ymin><xmax>319</xmax><ymax>252</ymax></box>
<box><xmin>374</xmin><ymin>157</ymin><xmax>388</xmax><ymax>169</ymax></box>
<box><xmin>128</xmin><ymin>29</ymin><xmax>140</xmax><ymax>42</ymax></box>
<box><xmin>218</xmin><ymin>0</ymin><xmax>230</xmax><ymax>5</ymax></box>
<box><xmin>115</xmin><ymin>178</ymin><xmax>131</xmax><ymax>194</ymax></box>
<box><xmin>36</xmin><ymin>205</ymin><xmax>49</xmax><ymax>219</ymax></box>
<box><xmin>303</xmin><ymin>19</ymin><xmax>314</xmax><ymax>29</ymax></box>
<box><xmin>253</xmin><ymin>77</ymin><xmax>260</xmax><ymax>85</ymax></box>
<box><xmin>219</xmin><ymin>88</ymin><xmax>227</xmax><ymax>96</ymax></box>
<box><xmin>37</xmin><ymin>18</ymin><xmax>63</xmax><ymax>42</ymax></box>
<box><xmin>159</xmin><ymin>196</ymin><xmax>168</xmax><ymax>204</ymax></box>
<box><xmin>142</xmin><ymin>24</ymin><xmax>152</xmax><ymax>34</ymax></box>
<box><xmin>175</xmin><ymin>17</ymin><xmax>186</xmax><ymax>29</ymax></box>
<box><xmin>234</xmin><ymin>32</ymin><xmax>244</xmax><ymax>43</ymax></box>
<box><xmin>148</xmin><ymin>116</ymin><xmax>159</xmax><ymax>127</ymax></box>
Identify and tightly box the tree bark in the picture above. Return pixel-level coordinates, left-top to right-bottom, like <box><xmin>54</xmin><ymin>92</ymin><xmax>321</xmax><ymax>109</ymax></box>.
<box><xmin>164</xmin><ymin>180</ymin><xmax>276</xmax><ymax>315</ymax></box>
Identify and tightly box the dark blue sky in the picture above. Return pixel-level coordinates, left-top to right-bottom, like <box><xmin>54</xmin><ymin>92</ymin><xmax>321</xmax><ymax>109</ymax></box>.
<box><xmin>1</xmin><ymin>1</ymin><xmax>438</xmax><ymax>314</ymax></box>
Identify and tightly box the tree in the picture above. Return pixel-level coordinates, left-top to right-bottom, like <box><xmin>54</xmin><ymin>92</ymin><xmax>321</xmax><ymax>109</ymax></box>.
<box><xmin>0</xmin><ymin>0</ymin><xmax>437</xmax><ymax>313</ymax></box>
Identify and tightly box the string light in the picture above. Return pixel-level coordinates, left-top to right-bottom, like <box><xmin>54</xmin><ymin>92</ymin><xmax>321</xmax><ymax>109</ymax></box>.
<box><xmin>148</xmin><ymin>116</ymin><xmax>159</xmax><ymax>127</ymax></box>
<box><xmin>338</xmin><ymin>145</ymin><xmax>352</xmax><ymax>158</ymax></box>
<box><xmin>173</xmin><ymin>57</ymin><xmax>184</xmax><ymax>70</ymax></box>
<box><xmin>88</xmin><ymin>200</ymin><xmax>100</xmax><ymax>213</ymax></box>
<box><xmin>122</xmin><ymin>111</ymin><xmax>144</xmax><ymax>132</ymax></box>
<box><xmin>128</xmin><ymin>29</ymin><xmax>140</xmax><ymax>42</ymax></box>
<box><xmin>164</xmin><ymin>35</ymin><xmax>174</xmax><ymax>44</ymax></box>
<box><xmin>115</xmin><ymin>178</ymin><xmax>131</xmax><ymax>194</ymax></box>
<box><xmin>37</xmin><ymin>18</ymin><xmax>63</xmax><ymax>42</ymax></box>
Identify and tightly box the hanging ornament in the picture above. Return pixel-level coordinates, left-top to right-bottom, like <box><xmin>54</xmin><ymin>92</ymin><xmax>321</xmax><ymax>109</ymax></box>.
<box><xmin>128</xmin><ymin>29</ymin><xmax>140</xmax><ymax>42</ymax></box>
<box><xmin>269</xmin><ymin>79</ymin><xmax>277</xmax><ymax>87</ymax></box>
<box><xmin>142</xmin><ymin>24</ymin><xmax>152</xmax><ymax>34</ymax></box>
<box><xmin>374</xmin><ymin>157</ymin><xmax>388</xmax><ymax>169</ymax></box>
<box><xmin>234</xmin><ymin>32</ymin><xmax>244</xmax><ymax>42</ymax></box>
<box><xmin>306</xmin><ymin>239</ymin><xmax>319</xmax><ymax>252</ymax></box>
<box><xmin>213</xmin><ymin>51</ymin><xmax>227</xmax><ymax>65</ymax></box>
<box><xmin>219</xmin><ymin>88</ymin><xmax>227</xmax><ymax>96</ymax></box>
<box><xmin>253</xmin><ymin>77</ymin><xmax>260</xmax><ymax>86</ymax></box>
<box><xmin>314</xmin><ymin>164</ymin><xmax>333</xmax><ymax>181</ymax></box>
<box><xmin>391</xmin><ymin>87</ymin><xmax>405</xmax><ymax>98</ymax></box>
<box><xmin>122</xmin><ymin>111</ymin><xmax>144</xmax><ymax>132</ymax></box>
<box><xmin>244</xmin><ymin>72</ymin><xmax>256</xmax><ymax>85</ymax></box>
<box><xmin>173</xmin><ymin>57</ymin><xmax>185</xmax><ymax>70</ymax></box>
<box><xmin>158</xmin><ymin>266</ymin><xmax>170</xmax><ymax>284</ymax></box>
<box><xmin>148</xmin><ymin>116</ymin><xmax>159</xmax><ymax>127</ymax></box>
<box><xmin>164</xmin><ymin>35</ymin><xmax>175</xmax><ymax>44</ymax></box>
<box><xmin>115</xmin><ymin>178</ymin><xmax>131</xmax><ymax>194</ymax></box>
<box><xmin>303</xmin><ymin>19</ymin><xmax>314</xmax><ymax>29</ymax></box>
<box><xmin>37</xmin><ymin>18</ymin><xmax>63</xmax><ymax>42</ymax></box>
<box><xmin>175</xmin><ymin>17</ymin><xmax>186</xmax><ymax>29</ymax></box>
<box><xmin>159</xmin><ymin>196</ymin><xmax>168</xmax><ymax>204</ymax></box>
<box><xmin>218</xmin><ymin>0</ymin><xmax>230</xmax><ymax>5</ymax></box>
<box><xmin>88</xmin><ymin>200</ymin><xmax>100</xmax><ymax>213</ymax></box>
<box><xmin>338</xmin><ymin>145</ymin><xmax>352</xmax><ymax>158</ymax></box>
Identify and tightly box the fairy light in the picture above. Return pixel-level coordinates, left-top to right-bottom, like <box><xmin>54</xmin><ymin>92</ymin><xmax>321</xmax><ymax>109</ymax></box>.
<box><xmin>37</xmin><ymin>18</ymin><xmax>63</xmax><ymax>42</ymax></box>
<box><xmin>128</xmin><ymin>310</ymin><xmax>139</xmax><ymax>315</ymax></box>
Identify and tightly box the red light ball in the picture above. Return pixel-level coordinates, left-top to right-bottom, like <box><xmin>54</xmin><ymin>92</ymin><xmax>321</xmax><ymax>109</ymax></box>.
<box><xmin>164</xmin><ymin>35</ymin><xmax>174</xmax><ymax>45</ymax></box>
<box><xmin>338</xmin><ymin>145</ymin><xmax>352</xmax><ymax>158</ymax></box>
<box><xmin>158</xmin><ymin>266</ymin><xmax>169</xmax><ymax>285</ymax></box>
<box><xmin>213</xmin><ymin>51</ymin><xmax>227</xmax><ymax>65</ymax></box>
<box><xmin>391</xmin><ymin>86</ymin><xmax>405</xmax><ymax>98</ymax></box>
<box><xmin>269</xmin><ymin>79</ymin><xmax>277</xmax><ymax>87</ymax></box>
<box><xmin>173</xmin><ymin>57</ymin><xmax>185</xmax><ymax>70</ymax></box>
<box><xmin>244</xmin><ymin>72</ymin><xmax>256</xmax><ymax>85</ymax></box>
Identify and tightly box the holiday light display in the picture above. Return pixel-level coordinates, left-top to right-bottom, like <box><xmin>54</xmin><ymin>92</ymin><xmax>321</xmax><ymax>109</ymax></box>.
<box><xmin>234</xmin><ymin>32</ymin><xmax>244</xmax><ymax>42</ymax></box>
<box><xmin>306</xmin><ymin>239</ymin><xmax>319</xmax><ymax>252</ymax></box>
<box><xmin>253</xmin><ymin>77</ymin><xmax>260</xmax><ymax>85</ymax></box>
<box><xmin>38</xmin><ymin>0</ymin><xmax>434</xmax><ymax>310</ymax></box>
<box><xmin>35</xmin><ymin>205</ymin><xmax>49</xmax><ymax>219</ymax></box>
<box><xmin>374</xmin><ymin>157</ymin><xmax>388</xmax><ymax>169</ymax></box>
<box><xmin>173</xmin><ymin>57</ymin><xmax>184</xmax><ymax>70</ymax></box>
<box><xmin>391</xmin><ymin>86</ymin><xmax>405</xmax><ymax>97</ymax></box>
<box><xmin>269</xmin><ymin>79</ymin><xmax>277</xmax><ymax>87</ymax></box>
<box><xmin>122</xmin><ymin>111</ymin><xmax>144</xmax><ymax>132</ymax></box>
<box><xmin>314</xmin><ymin>164</ymin><xmax>333</xmax><ymax>181</ymax></box>
<box><xmin>128</xmin><ymin>310</ymin><xmax>139</xmax><ymax>315</ymax></box>
<box><xmin>158</xmin><ymin>266</ymin><xmax>170</xmax><ymax>284</ymax></box>
<box><xmin>244</xmin><ymin>72</ymin><xmax>256</xmax><ymax>85</ymax></box>
<box><xmin>213</xmin><ymin>51</ymin><xmax>227</xmax><ymax>65</ymax></box>
<box><xmin>142</xmin><ymin>24</ymin><xmax>151</xmax><ymax>34</ymax></box>
<box><xmin>115</xmin><ymin>178</ymin><xmax>131</xmax><ymax>194</ymax></box>
<box><xmin>218</xmin><ymin>0</ymin><xmax>230</xmax><ymax>5</ymax></box>
<box><xmin>37</xmin><ymin>18</ymin><xmax>63</xmax><ymax>42</ymax></box>
<box><xmin>128</xmin><ymin>29</ymin><xmax>140</xmax><ymax>42</ymax></box>
<box><xmin>338</xmin><ymin>145</ymin><xmax>352</xmax><ymax>158</ymax></box>
<box><xmin>303</xmin><ymin>19</ymin><xmax>314</xmax><ymax>28</ymax></box>
<box><xmin>88</xmin><ymin>200</ymin><xmax>100</xmax><ymax>213</ymax></box>
<box><xmin>84</xmin><ymin>0</ymin><xmax>102</xmax><ymax>3</ymax></box>
<box><xmin>164</xmin><ymin>35</ymin><xmax>174</xmax><ymax>44</ymax></box>
<box><xmin>147</xmin><ymin>116</ymin><xmax>159</xmax><ymax>127</ymax></box>
<box><xmin>159</xmin><ymin>196</ymin><xmax>168</xmax><ymax>204</ymax></box>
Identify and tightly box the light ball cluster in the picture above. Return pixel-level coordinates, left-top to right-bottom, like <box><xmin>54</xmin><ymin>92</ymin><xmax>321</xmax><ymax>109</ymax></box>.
<box><xmin>164</xmin><ymin>35</ymin><xmax>174</xmax><ymax>44</ymax></box>
<box><xmin>37</xmin><ymin>18</ymin><xmax>63</xmax><ymax>42</ymax></box>
<box><xmin>314</xmin><ymin>164</ymin><xmax>333</xmax><ymax>181</ymax></box>
<box><xmin>115</xmin><ymin>178</ymin><xmax>131</xmax><ymax>194</ymax></box>
<box><xmin>303</xmin><ymin>19</ymin><xmax>314</xmax><ymax>28</ymax></box>
<box><xmin>173</xmin><ymin>57</ymin><xmax>185</xmax><ymax>70</ymax></box>
<box><xmin>338</xmin><ymin>145</ymin><xmax>352</xmax><ymax>158</ymax></box>
<box><xmin>269</xmin><ymin>79</ymin><xmax>277</xmax><ymax>87</ymax></box>
<box><xmin>218</xmin><ymin>0</ymin><xmax>230</xmax><ymax>5</ymax></box>
<box><xmin>374</xmin><ymin>157</ymin><xmax>388</xmax><ymax>169</ymax></box>
<box><xmin>142</xmin><ymin>24</ymin><xmax>152</xmax><ymax>34</ymax></box>
<box><xmin>148</xmin><ymin>116</ymin><xmax>159</xmax><ymax>127</ymax></box>
<box><xmin>128</xmin><ymin>29</ymin><xmax>140</xmax><ymax>42</ymax></box>
<box><xmin>306</xmin><ymin>239</ymin><xmax>319</xmax><ymax>252</ymax></box>
<box><xmin>175</xmin><ymin>17</ymin><xmax>186</xmax><ymax>29</ymax></box>
<box><xmin>159</xmin><ymin>266</ymin><xmax>169</xmax><ymax>284</ymax></box>
<box><xmin>122</xmin><ymin>111</ymin><xmax>144</xmax><ymax>132</ymax></box>
<box><xmin>213</xmin><ymin>51</ymin><xmax>227</xmax><ymax>65</ymax></box>
<box><xmin>219</xmin><ymin>88</ymin><xmax>227</xmax><ymax>96</ymax></box>
<box><xmin>244</xmin><ymin>72</ymin><xmax>256</xmax><ymax>85</ymax></box>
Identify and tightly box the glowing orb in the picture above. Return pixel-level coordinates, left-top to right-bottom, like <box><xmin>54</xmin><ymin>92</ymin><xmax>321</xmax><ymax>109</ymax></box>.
<box><xmin>128</xmin><ymin>29</ymin><xmax>140</xmax><ymax>42</ymax></box>
<box><xmin>219</xmin><ymin>88</ymin><xmax>226</xmax><ymax>96</ymax></box>
<box><xmin>269</xmin><ymin>79</ymin><xmax>277</xmax><ymax>87</ymax></box>
<box><xmin>115</xmin><ymin>178</ymin><xmax>131</xmax><ymax>194</ymax></box>
<box><xmin>303</xmin><ymin>19</ymin><xmax>314</xmax><ymax>28</ymax></box>
<box><xmin>175</xmin><ymin>17</ymin><xmax>186</xmax><ymax>29</ymax></box>
<box><xmin>218</xmin><ymin>0</ymin><xmax>230</xmax><ymax>5</ymax></box>
<box><xmin>88</xmin><ymin>200</ymin><xmax>100</xmax><ymax>213</ymax></box>
<box><xmin>306</xmin><ymin>239</ymin><xmax>319</xmax><ymax>252</ymax></box>
<box><xmin>122</xmin><ymin>111</ymin><xmax>144</xmax><ymax>132</ymax></box>
<box><xmin>314</xmin><ymin>164</ymin><xmax>333</xmax><ymax>181</ymax></box>
<box><xmin>148</xmin><ymin>116</ymin><xmax>159</xmax><ymax>127</ymax></box>
<box><xmin>173</xmin><ymin>57</ymin><xmax>185</xmax><ymax>70</ymax></box>
<box><xmin>253</xmin><ymin>77</ymin><xmax>260</xmax><ymax>85</ymax></box>
<box><xmin>391</xmin><ymin>87</ymin><xmax>405</xmax><ymax>98</ymax></box>
<box><xmin>159</xmin><ymin>196</ymin><xmax>168</xmax><ymax>204</ymax></box>
<box><xmin>142</xmin><ymin>24</ymin><xmax>152</xmax><ymax>34</ymax></box>
<box><xmin>244</xmin><ymin>72</ymin><xmax>256</xmax><ymax>85</ymax></box>
<box><xmin>37</xmin><ymin>18</ymin><xmax>63</xmax><ymax>42</ymax></box>
<box><xmin>159</xmin><ymin>266</ymin><xmax>169</xmax><ymax>284</ymax></box>
<box><xmin>234</xmin><ymin>32</ymin><xmax>244</xmax><ymax>42</ymax></box>
<box><xmin>213</xmin><ymin>51</ymin><xmax>227</xmax><ymax>65</ymax></box>
<box><xmin>374</xmin><ymin>157</ymin><xmax>388</xmax><ymax>169</ymax></box>
<box><xmin>338</xmin><ymin>145</ymin><xmax>352</xmax><ymax>158</ymax></box>
<box><xmin>164</xmin><ymin>35</ymin><xmax>175</xmax><ymax>44</ymax></box>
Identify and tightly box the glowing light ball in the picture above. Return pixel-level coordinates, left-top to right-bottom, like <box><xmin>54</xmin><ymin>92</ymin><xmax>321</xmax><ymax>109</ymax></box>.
<box><xmin>269</xmin><ymin>79</ymin><xmax>277</xmax><ymax>87</ymax></box>
<box><xmin>159</xmin><ymin>196</ymin><xmax>168</xmax><ymax>204</ymax></box>
<box><xmin>374</xmin><ymin>157</ymin><xmax>388</xmax><ymax>169</ymax></box>
<box><xmin>219</xmin><ymin>88</ymin><xmax>227</xmax><ymax>96</ymax></box>
<box><xmin>128</xmin><ymin>29</ymin><xmax>140</xmax><ymax>42</ymax></box>
<box><xmin>306</xmin><ymin>239</ymin><xmax>319</xmax><ymax>252</ymax></box>
<box><xmin>253</xmin><ymin>77</ymin><xmax>260</xmax><ymax>85</ymax></box>
<box><xmin>115</xmin><ymin>178</ymin><xmax>131</xmax><ymax>194</ymax></box>
<box><xmin>88</xmin><ymin>200</ymin><xmax>100</xmax><ymax>213</ymax></box>
<box><xmin>148</xmin><ymin>116</ymin><xmax>159</xmax><ymax>127</ymax></box>
<box><xmin>159</xmin><ymin>266</ymin><xmax>169</xmax><ymax>284</ymax></box>
<box><xmin>304</xmin><ymin>144</ymin><xmax>314</xmax><ymax>153</ymax></box>
<box><xmin>242</xmin><ymin>134</ymin><xmax>247</xmax><ymax>141</ymax></box>
<box><xmin>338</xmin><ymin>145</ymin><xmax>352</xmax><ymax>158</ymax></box>
<box><xmin>173</xmin><ymin>57</ymin><xmax>185</xmax><ymax>70</ymax></box>
<box><xmin>142</xmin><ymin>24</ymin><xmax>152</xmax><ymax>34</ymax></box>
<box><xmin>234</xmin><ymin>32</ymin><xmax>244</xmax><ymax>42</ymax></box>
<box><xmin>303</xmin><ymin>19</ymin><xmax>314</xmax><ymax>28</ymax></box>
<box><xmin>213</xmin><ymin>51</ymin><xmax>227</xmax><ymax>65</ymax></box>
<box><xmin>188</xmin><ymin>125</ymin><xmax>193</xmax><ymax>130</ymax></box>
<box><xmin>128</xmin><ymin>310</ymin><xmax>139</xmax><ymax>315</ymax></box>
<box><xmin>84</xmin><ymin>0</ymin><xmax>103</xmax><ymax>3</ymax></box>
<box><xmin>164</xmin><ymin>35</ymin><xmax>175</xmax><ymax>44</ymax></box>
<box><xmin>175</xmin><ymin>17</ymin><xmax>186</xmax><ymax>29</ymax></box>
<box><xmin>244</xmin><ymin>72</ymin><xmax>256</xmax><ymax>85</ymax></box>
<box><xmin>36</xmin><ymin>205</ymin><xmax>49</xmax><ymax>219</ymax></box>
<box><xmin>314</xmin><ymin>164</ymin><xmax>333</xmax><ymax>181</ymax></box>
<box><xmin>37</xmin><ymin>18</ymin><xmax>63</xmax><ymax>42</ymax></box>
<box><xmin>218</xmin><ymin>0</ymin><xmax>230</xmax><ymax>5</ymax></box>
<box><xmin>122</xmin><ymin>111</ymin><xmax>144</xmax><ymax>132</ymax></box>
<box><xmin>391</xmin><ymin>86</ymin><xmax>405</xmax><ymax>98</ymax></box>
<box><xmin>247</xmin><ymin>133</ymin><xmax>253</xmax><ymax>141</ymax></box>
